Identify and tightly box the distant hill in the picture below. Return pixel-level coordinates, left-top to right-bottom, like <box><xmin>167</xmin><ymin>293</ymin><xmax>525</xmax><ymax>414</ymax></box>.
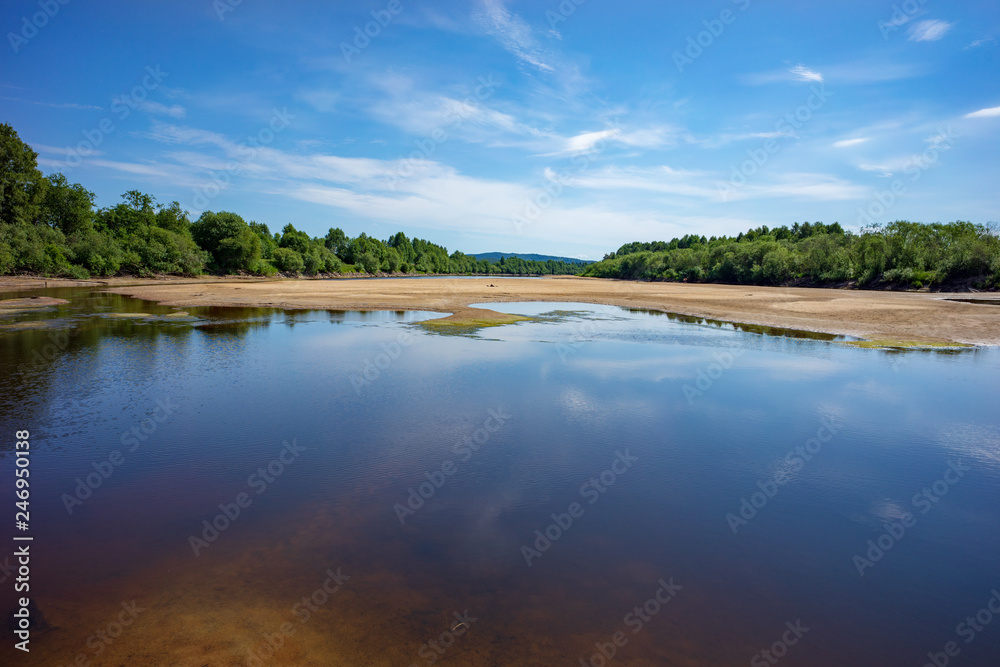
<box><xmin>472</xmin><ymin>252</ymin><xmax>593</xmax><ymax>265</ymax></box>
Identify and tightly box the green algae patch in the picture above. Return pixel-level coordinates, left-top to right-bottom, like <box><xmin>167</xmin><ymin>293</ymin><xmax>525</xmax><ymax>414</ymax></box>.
<box><xmin>0</xmin><ymin>296</ymin><xmax>69</xmax><ymax>317</ymax></box>
<box><xmin>842</xmin><ymin>339</ymin><xmax>975</xmax><ymax>351</ymax></box>
<box><xmin>0</xmin><ymin>320</ymin><xmax>52</xmax><ymax>331</ymax></box>
<box><xmin>417</xmin><ymin>308</ymin><xmax>533</xmax><ymax>335</ymax></box>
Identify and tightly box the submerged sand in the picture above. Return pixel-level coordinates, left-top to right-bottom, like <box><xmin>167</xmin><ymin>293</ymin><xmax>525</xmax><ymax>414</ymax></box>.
<box><xmin>95</xmin><ymin>276</ymin><xmax>1000</xmax><ymax>346</ymax></box>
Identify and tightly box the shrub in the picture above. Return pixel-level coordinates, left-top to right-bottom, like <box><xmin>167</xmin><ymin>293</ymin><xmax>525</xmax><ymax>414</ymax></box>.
<box><xmin>249</xmin><ymin>259</ymin><xmax>278</xmax><ymax>276</ymax></box>
<box><xmin>272</xmin><ymin>247</ymin><xmax>304</xmax><ymax>273</ymax></box>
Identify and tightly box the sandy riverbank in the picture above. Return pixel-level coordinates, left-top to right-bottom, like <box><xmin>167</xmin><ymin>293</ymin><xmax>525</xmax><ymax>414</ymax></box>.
<box><xmin>53</xmin><ymin>275</ymin><xmax>995</xmax><ymax>346</ymax></box>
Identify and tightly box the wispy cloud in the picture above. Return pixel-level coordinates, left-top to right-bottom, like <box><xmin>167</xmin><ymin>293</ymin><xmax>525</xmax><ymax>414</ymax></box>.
<box><xmin>538</xmin><ymin>124</ymin><xmax>688</xmax><ymax>156</ymax></box>
<box><xmin>475</xmin><ymin>0</ymin><xmax>553</xmax><ymax>73</ymax></box>
<box><xmin>908</xmin><ymin>20</ymin><xmax>953</xmax><ymax>42</ymax></box>
<box><xmin>1</xmin><ymin>96</ymin><xmax>102</xmax><ymax>110</ymax></box>
<box><xmin>833</xmin><ymin>137</ymin><xmax>868</xmax><ymax>148</ymax></box>
<box><xmin>790</xmin><ymin>65</ymin><xmax>823</xmax><ymax>83</ymax></box>
<box><xmin>966</xmin><ymin>37</ymin><xmax>995</xmax><ymax>49</ymax></box>
<box><xmin>741</xmin><ymin>65</ymin><xmax>824</xmax><ymax>86</ymax></box>
<box><xmin>137</xmin><ymin>100</ymin><xmax>186</xmax><ymax>118</ymax></box>
<box><xmin>564</xmin><ymin>128</ymin><xmax>618</xmax><ymax>153</ymax></box>
<box><xmin>964</xmin><ymin>106</ymin><xmax>1000</xmax><ymax>119</ymax></box>
<box><xmin>31</xmin><ymin>143</ymin><xmax>105</xmax><ymax>157</ymax></box>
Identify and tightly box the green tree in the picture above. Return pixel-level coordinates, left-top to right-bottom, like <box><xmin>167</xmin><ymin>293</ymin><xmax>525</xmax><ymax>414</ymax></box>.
<box><xmin>0</xmin><ymin>123</ymin><xmax>45</xmax><ymax>226</ymax></box>
<box><xmin>272</xmin><ymin>247</ymin><xmax>305</xmax><ymax>273</ymax></box>
<box><xmin>325</xmin><ymin>227</ymin><xmax>347</xmax><ymax>254</ymax></box>
<box><xmin>191</xmin><ymin>211</ymin><xmax>261</xmax><ymax>272</ymax></box>
<box><xmin>155</xmin><ymin>201</ymin><xmax>191</xmax><ymax>236</ymax></box>
<box><xmin>40</xmin><ymin>173</ymin><xmax>95</xmax><ymax>235</ymax></box>
<box><xmin>279</xmin><ymin>223</ymin><xmax>311</xmax><ymax>255</ymax></box>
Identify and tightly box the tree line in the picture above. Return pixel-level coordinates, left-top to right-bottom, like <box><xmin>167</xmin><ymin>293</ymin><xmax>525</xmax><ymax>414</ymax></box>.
<box><xmin>583</xmin><ymin>220</ymin><xmax>1000</xmax><ymax>289</ymax></box>
<box><xmin>0</xmin><ymin>123</ymin><xmax>583</xmax><ymax>278</ymax></box>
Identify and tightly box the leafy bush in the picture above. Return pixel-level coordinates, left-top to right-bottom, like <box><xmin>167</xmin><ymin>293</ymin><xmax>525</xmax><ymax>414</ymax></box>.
<box><xmin>272</xmin><ymin>247</ymin><xmax>305</xmax><ymax>273</ymax></box>
<box><xmin>249</xmin><ymin>259</ymin><xmax>279</xmax><ymax>276</ymax></box>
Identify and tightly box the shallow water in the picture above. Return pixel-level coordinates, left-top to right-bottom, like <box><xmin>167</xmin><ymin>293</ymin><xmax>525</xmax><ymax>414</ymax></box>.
<box><xmin>1</xmin><ymin>288</ymin><xmax>998</xmax><ymax>666</ymax></box>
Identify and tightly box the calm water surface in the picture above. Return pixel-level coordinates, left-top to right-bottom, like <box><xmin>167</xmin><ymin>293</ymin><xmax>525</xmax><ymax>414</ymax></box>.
<box><xmin>1</xmin><ymin>288</ymin><xmax>998</xmax><ymax>666</ymax></box>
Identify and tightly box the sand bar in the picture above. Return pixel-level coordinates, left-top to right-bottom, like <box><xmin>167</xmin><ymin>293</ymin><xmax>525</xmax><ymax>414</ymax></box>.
<box><xmin>84</xmin><ymin>275</ymin><xmax>1000</xmax><ymax>346</ymax></box>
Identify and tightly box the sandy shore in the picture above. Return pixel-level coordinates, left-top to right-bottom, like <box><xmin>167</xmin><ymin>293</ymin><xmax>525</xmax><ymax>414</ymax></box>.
<box><xmin>62</xmin><ymin>275</ymin><xmax>995</xmax><ymax>346</ymax></box>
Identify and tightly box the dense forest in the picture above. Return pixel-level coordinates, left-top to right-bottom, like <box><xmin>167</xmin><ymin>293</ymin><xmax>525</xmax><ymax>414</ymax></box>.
<box><xmin>0</xmin><ymin>123</ymin><xmax>582</xmax><ymax>278</ymax></box>
<box><xmin>583</xmin><ymin>220</ymin><xmax>1000</xmax><ymax>289</ymax></box>
<box><xmin>4</xmin><ymin>123</ymin><xmax>997</xmax><ymax>289</ymax></box>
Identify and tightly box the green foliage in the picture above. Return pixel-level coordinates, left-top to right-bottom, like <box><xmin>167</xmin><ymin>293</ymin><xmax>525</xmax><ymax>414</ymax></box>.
<box><xmin>583</xmin><ymin>221</ymin><xmax>1000</xmax><ymax>288</ymax></box>
<box><xmin>249</xmin><ymin>259</ymin><xmax>279</xmax><ymax>276</ymax></box>
<box><xmin>272</xmin><ymin>247</ymin><xmax>305</xmax><ymax>273</ymax></box>
<box><xmin>40</xmin><ymin>174</ymin><xmax>95</xmax><ymax>235</ymax></box>
<box><xmin>249</xmin><ymin>221</ymin><xmax>277</xmax><ymax>259</ymax></box>
<box><xmin>155</xmin><ymin>201</ymin><xmax>191</xmax><ymax>236</ymax></box>
<box><xmin>325</xmin><ymin>227</ymin><xmax>347</xmax><ymax>254</ymax></box>
<box><xmin>191</xmin><ymin>211</ymin><xmax>261</xmax><ymax>272</ymax></box>
<box><xmin>0</xmin><ymin>123</ymin><xmax>45</xmax><ymax>227</ymax></box>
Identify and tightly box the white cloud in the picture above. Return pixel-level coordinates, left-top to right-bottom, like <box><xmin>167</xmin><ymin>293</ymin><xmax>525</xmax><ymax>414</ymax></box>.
<box><xmin>964</xmin><ymin>106</ymin><xmax>1000</xmax><ymax>118</ymax></box>
<box><xmin>790</xmin><ymin>65</ymin><xmax>823</xmax><ymax>83</ymax></box>
<box><xmin>966</xmin><ymin>37</ymin><xmax>995</xmax><ymax>49</ymax></box>
<box><xmin>137</xmin><ymin>100</ymin><xmax>186</xmax><ymax>118</ymax></box>
<box><xmin>741</xmin><ymin>65</ymin><xmax>825</xmax><ymax>86</ymax></box>
<box><xmin>723</xmin><ymin>173</ymin><xmax>869</xmax><ymax>202</ymax></box>
<box><xmin>475</xmin><ymin>0</ymin><xmax>554</xmax><ymax>73</ymax></box>
<box><xmin>568</xmin><ymin>165</ymin><xmax>719</xmax><ymax>199</ymax></box>
<box><xmin>569</xmin><ymin>165</ymin><xmax>865</xmax><ymax>202</ymax></box>
<box><xmin>564</xmin><ymin>128</ymin><xmax>619</xmax><ymax>153</ymax></box>
<box><xmin>31</xmin><ymin>143</ymin><xmax>105</xmax><ymax>157</ymax></box>
<box><xmin>1</xmin><ymin>96</ymin><xmax>102</xmax><ymax>110</ymax></box>
<box><xmin>908</xmin><ymin>20</ymin><xmax>953</xmax><ymax>42</ymax></box>
<box><xmin>833</xmin><ymin>138</ymin><xmax>869</xmax><ymax>148</ymax></box>
<box><xmin>857</xmin><ymin>162</ymin><xmax>896</xmax><ymax>178</ymax></box>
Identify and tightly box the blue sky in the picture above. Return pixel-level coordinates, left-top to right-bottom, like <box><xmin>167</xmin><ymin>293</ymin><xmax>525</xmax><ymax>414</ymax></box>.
<box><xmin>3</xmin><ymin>0</ymin><xmax>998</xmax><ymax>259</ymax></box>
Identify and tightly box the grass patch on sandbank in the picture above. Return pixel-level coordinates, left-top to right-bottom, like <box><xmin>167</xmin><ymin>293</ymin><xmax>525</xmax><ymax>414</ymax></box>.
<box><xmin>417</xmin><ymin>312</ymin><xmax>533</xmax><ymax>335</ymax></box>
<box><xmin>843</xmin><ymin>339</ymin><xmax>975</xmax><ymax>350</ymax></box>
